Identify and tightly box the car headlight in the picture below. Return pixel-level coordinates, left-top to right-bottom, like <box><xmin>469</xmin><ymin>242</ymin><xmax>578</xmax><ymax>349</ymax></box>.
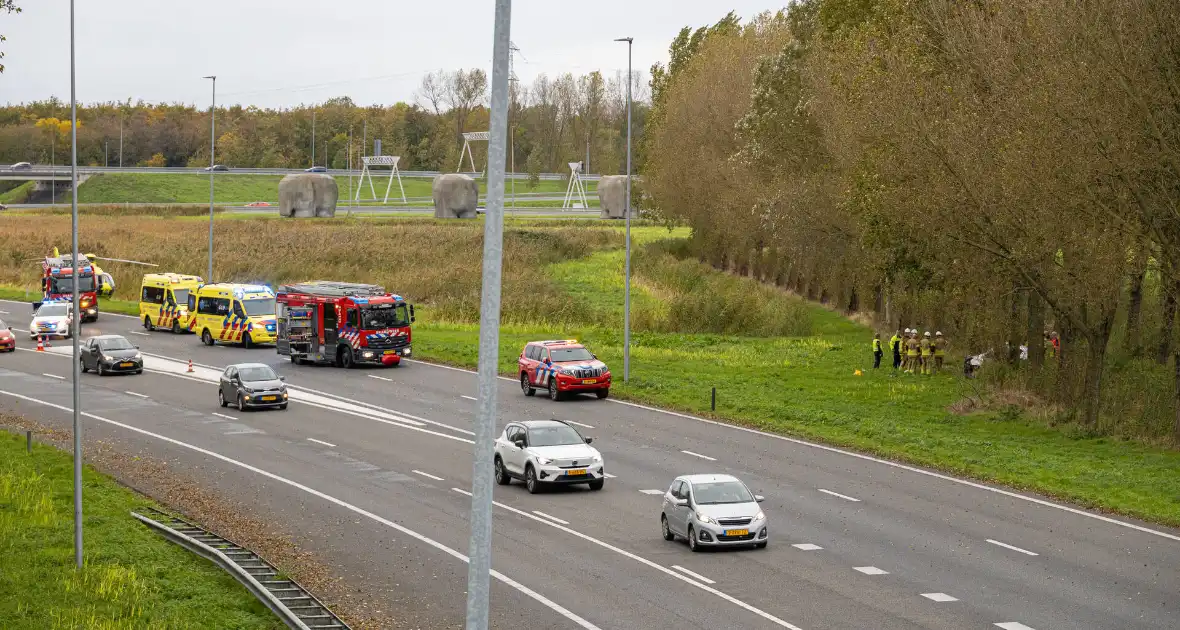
<box><xmin>362</xmin><ymin>351</ymin><xmax>374</xmax><ymax>358</ymax></box>
<box><xmin>755</xmin><ymin>511</ymin><xmax>765</xmax><ymax>521</ymax></box>
<box><xmin>591</xmin><ymin>454</ymin><xmax>602</xmax><ymax>463</ymax></box>
<box><xmin>537</xmin><ymin>457</ymin><xmax>553</xmax><ymax>465</ymax></box>
<box><xmin>132</xmin><ymin>353</ymin><xmax>142</xmax><ymax>360</ymax></box>
<box><xmin>696</xmin><ymin>512</ymin><xmax>716</xmax><ymax>525</ymax></box>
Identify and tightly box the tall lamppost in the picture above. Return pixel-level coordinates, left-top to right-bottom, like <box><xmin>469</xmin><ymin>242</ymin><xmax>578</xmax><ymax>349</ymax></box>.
<box><xmin>69</xmin><ymin>0</ymin><xmax>83</xmax><ymax>570</ymax></box>
<box><xmin>203</xmin><ymin>75</ymin><xmax>216</xmax><ymax>281</ymax></box>
<box><xmin>615</xmin><ymin>36</ymin><xmax>633</xmax><ymax>382</ymax></box>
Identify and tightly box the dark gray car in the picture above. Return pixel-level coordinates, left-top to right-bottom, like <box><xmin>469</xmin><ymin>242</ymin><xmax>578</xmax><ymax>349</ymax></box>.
<box><xmin>80</xmin><ymin>335</ymin><xmax>143</xmax><ymax>375</ymax></box>
<box><xmin>219</xmin><ymin>363</ymin><xmax>288</xmax><ymax>410</ymax></box>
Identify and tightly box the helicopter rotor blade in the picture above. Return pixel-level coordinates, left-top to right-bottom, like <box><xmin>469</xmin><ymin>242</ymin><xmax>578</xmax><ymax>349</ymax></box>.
<box><xmin>89</xmin><ymin>256</ymin><xmax>159</xmax><ymax>267</ymax></box>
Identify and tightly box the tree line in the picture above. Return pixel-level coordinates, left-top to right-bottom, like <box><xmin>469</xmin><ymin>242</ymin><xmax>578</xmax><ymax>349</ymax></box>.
<box><xmin>641</xmin><ymin>0</ymin><xmax>1180</xmax><ymax>441</ymax></box>
<box><xmin>0</xmin><ymin>68</ymin><xmax>648</xmax><ymax>176</ymax></box>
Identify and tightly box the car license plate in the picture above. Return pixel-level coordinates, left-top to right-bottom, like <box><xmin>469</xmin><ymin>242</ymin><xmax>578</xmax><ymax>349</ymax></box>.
<box><xmin>566</xmin><ymin>469</ymin><xmax>588</xmax><ymax>476</ymax></box>
<box><xmin>261</xmin><ymin>396</ymin><xmax>277</xmax><ymax>402</ymax></box>
<box><xmin>724</xmin><ymin>529</ymin><xmax>749</xmax><ymax>537</ymax></box>
<box><xmin>384</xmin><ymin>350</ymin><xmax>396</xmax><ymax>355</ymax></box>
<box><xmin>581</xmin><ymin>379</ymin><xmax>596</xmax><ymax>384</ymax></box>
<box><xmin>120</xmin><ymin>362</ymin><xmax>134</xmax><ymax>368</ymax></box>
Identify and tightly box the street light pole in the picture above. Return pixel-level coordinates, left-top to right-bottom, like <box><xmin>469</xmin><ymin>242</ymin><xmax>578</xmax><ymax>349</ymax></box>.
<box><xmin>203</xmin><ymin>75</ymin><xmax>216</xmax><ymax>282</ymax></box>
<box><xmin>615</xmin><ymin>36</ymin><xmax>633</xmax><ymax>383</ymax></box>
<box><xmin>311</xmin><ymin>110</ymin><xmax>316</xmax><ymax>167</ymax></box>
<box><xmin>465</xmin><ymin>1</ymin><xmax>511</xmax><ymax>628</ymax></box>
<box><xmin>69</xmin><ymin>0</ymin><xmax>83</xmax><ymax>570</ymax></box>
<box><xmin>118</xmin><ymin>113</ymin><xmax>123</xmax><ymax>167</ymax></box>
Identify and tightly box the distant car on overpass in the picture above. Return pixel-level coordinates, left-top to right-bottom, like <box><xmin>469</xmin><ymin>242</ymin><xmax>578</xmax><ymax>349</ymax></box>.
<box><xmin>305</xmin><ymin>166</ymin><xmax>327</xmax><ymax>173</ymax></box>
<box><xmin>245</xmin><ymin>201</ymin><xmax>270</xmax><ymax>207</ymax></box>
<box><xmin>9</xmin><ymin>162</ymin><xmax>32</xmax><ymax>171</ymax></box>
<box><xmin>203</xmin><ymin>164</ymin><xmax>230</xmax><ymax>172</ymax></box>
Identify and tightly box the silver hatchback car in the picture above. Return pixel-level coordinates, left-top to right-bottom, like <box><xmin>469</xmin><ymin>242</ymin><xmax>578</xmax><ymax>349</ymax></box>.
<box><xmin>660</xmin><ymin>474</ymin><xmax>767</xmax><ymax>551</ymax></box>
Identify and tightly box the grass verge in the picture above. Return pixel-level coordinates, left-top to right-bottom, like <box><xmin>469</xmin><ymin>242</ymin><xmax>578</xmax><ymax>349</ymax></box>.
<box><xmin>0</xmin><ymin>427</ymin><xmax>281</xmax><ymax>629</ymax></box>
<box><xmin>0</xmin><ymin>181</ymin><xmax>36</xmax><ymax>204</ymax></box>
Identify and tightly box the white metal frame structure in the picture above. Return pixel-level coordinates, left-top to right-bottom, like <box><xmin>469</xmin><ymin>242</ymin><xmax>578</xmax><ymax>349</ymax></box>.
<box><xmin>457</xmin><ymin>131</ymin><xmax>490</xmax><ymax>173</ymax></box>
<box><xmin>562</xmin><ymin>161</ymin><xmax>589</xmax><ymax>210</ymax></box>
<box><xmin>356</xmin><ymin>155</ymin><xmax>407</xmax><ymax>204</ymax></box>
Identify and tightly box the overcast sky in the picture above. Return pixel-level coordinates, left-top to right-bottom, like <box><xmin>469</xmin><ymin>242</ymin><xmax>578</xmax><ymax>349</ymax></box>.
<box><xmin>1</xmin><ymin>0</ymin><xmax>784</xmax><ymax>109</ymax></box>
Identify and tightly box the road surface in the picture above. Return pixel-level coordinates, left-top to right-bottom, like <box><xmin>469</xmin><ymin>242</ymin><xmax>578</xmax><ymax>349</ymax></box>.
<box><xmin>0</xmin><ymin>299</ymin><xmax>1176</xmax><ymax>630</ymax></box>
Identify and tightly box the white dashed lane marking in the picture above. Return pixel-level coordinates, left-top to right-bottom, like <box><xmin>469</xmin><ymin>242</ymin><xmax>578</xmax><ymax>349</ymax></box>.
<box><xmin>671</xmin><ymin>565</ymin><xmax>715</xmax><ymax>585</ymax></box>
<box><xmin>461</xmin><ymin>395</ymin><xmax>477</xmax><ymax>401</ymax></box>
<box><xmin>604</xmin><ymin>473</ymin><xmax>617</xmax><ymax>479</ymax></box>
<box><xmin>921</xmin><ymin>593</ymin><xmax>958</xmax><ymax>602</ymax></box>
<box><xmin>412</xmin><ymin>470</ymin><xmax>445</xmax><ymax>481</ymax></box>
<box><xmin>566</xmin><ymin>420</ymin><xmax>594</xmax><ymax>429</ymax></box>
<box><xmin>452</xmin><ymin>487</ymin><xmax>473</xmax><ymax>496</ymax></box>
<box><xmin>818</xmin><ymin>488</ymin><xmax>860</xmax><ymax>502</ymax></box>
<box><xmin>639</xmin><ymin>489</ymin><xmax>665</xmax><ymax>495</ymax></box>
<box><xmin>853</xmin><ymin>566</ymin><xmax>889</xmax><ymax>576</ymax></box>
<box><xmin>307</xmin><ymin>438</ymin><xmax>336</xmax><ymax>448</ymax></box>
<box><xmin>995</xmin><ymin>623</ymin><xmax>1037</xmax><ymax>630</ymax></box>
<box><xmin>124</xmin><ymin>391</ymin><xmax>150</xmax><ymax>399</ymax></box>
<box><xmin>792</xmin><ymin>543</ymin><xmax>823</xmax><ymax>551</ymax></box>
<box><xmin>532</xmin><ymin>511</ymin><xmax>570</xmax><ymax>526</ymax></box>
<box><xmin>211</xmin><ymin>412</ymin><xmax>237</xmax><ymax>420</ymax></box>
<box><xmin>987</xmin><ymin>539</ymin><xmax>1038</xmax><ymax>556</ymax></box>
<box><xmin>128</xmin><ymin>331</ymin><xmax>149</xmax><ymax>336</ymax></box>
<box><xmin>367</xmin><ymin>375</ymin><xmax>392</xmax><ymax>382</ymax></box>
<box><xmin>42</xmin><ymin>373</ymin><xmax>64</xmax><ymax>380</ymax></box>
<box><xmin>680</xmin><ymin>450</ymin><xmax>716</xmax><ymax>461</ymax></box>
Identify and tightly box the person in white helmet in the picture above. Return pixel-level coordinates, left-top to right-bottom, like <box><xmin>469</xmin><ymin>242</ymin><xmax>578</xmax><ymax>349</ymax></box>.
<box><xmin>905</xmin><ymin>329</ymin><xmax>920</xmax><ymax>373</ymax></box>
<box><xmin>933</xmin><ymin>331</ymin><xmax>947</xmax><ymax>373</ymax></box>
<box><xmin>919</xmin><ymin>331</ymin><xmax>933</xmax><ymax>375</ymax></box>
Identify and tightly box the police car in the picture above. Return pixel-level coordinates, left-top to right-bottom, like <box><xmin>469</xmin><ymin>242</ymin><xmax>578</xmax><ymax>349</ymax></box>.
<box><xmin>30</xmin><ymin>301</ymin><xmax>74</xmax><ymax>339</ymax></box>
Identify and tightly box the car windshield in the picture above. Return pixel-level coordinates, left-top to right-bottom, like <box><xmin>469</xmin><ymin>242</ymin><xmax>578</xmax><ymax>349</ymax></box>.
<box><xmin>361</xmin><ymin>304</ymin><xmax>410</xmax><ymax>329</ymax></box>
<box><xmin>528</xmin><ymin>424</ymin><xmax>584</xmax><ymax>447</ymax></box>
<box><xmin>238</xmin><ymin>366</ymin><xmax>277</xmax><ymax>381</ymax></box>
<box><xmin>51</xmin><ymin>275</ymin><xmax>96</xmax><ymax>293</ymax></box>
<box><xmin>97</xmin><ymin>337</ymin><xmax>134</xmax><ymax>351</ymax></box>
<box><xmin>37</xmin><ymin>303</ymin><xmax>69</xmax><ymax>317</ymax></box>
<box><xmin>691</xmin><ymin>481</ymin><xmax>754</xmax><ymax>505</ymax></box>
<box><xmin>549</xmin><ymin>347</ymin><xmax>594</xmax><ymax>362</ymax></box>
<box><xmin>172</xmin><ymin>289</ymin><xmax>190</xmax><ymax>305</ymax></box>
<box><xmin>241</xmin><ymin>298</ymin><xmax>275</xmax><ymax>317</ymax></box>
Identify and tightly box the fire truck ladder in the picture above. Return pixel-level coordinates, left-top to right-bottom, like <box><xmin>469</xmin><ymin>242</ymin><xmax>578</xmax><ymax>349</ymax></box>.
<box><xmin>131</xmin><ymin>507</ymin><xmax>350</xmax><ymax>630</ymax></box>
<box><xmin>280</xmin><ymin>281</ymin><xmax>386</xmax><ymax>298</ymax></box>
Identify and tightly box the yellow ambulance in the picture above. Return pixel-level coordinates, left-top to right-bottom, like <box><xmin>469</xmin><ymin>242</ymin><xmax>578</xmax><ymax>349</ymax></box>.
<box><xmin>139</xmin><ymin>273</ymin><xmax>204</xmax><ymax>334</ymax></box>
<box><xmin>190</xmin><ymin>283</ymin><xmax>277</xmax><ymax>348</ymax></box>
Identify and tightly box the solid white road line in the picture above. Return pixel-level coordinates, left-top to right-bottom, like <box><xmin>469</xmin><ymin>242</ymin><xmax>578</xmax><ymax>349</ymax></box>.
<box><xmin>818</xmin><ymin>488</ymin><xmax>861</xmax><ymax>502</ymax></box>
<box><xmin>792</xmin><ymin>543</ymin><xmax>823</xmax><ymax>551</ymax></box>
<box><xmin>565</xmin><ymin>420</ymin><xmax>594</xmax><ymax>429</ymax></box>
<box><xmin>639</xmin><ymin>489</ymin><xmax>665</xmax><ymax>495</ymax></box>
<box><xmin>987</xmin><ymin>539</ymin><xmax>1039</xmax><ymax>556</ymax></box>
<box><xmin>412</xmin><ymin>470</ymin><xmax>445</xmax><ymax>481</ymax></box>
<box><xmin>853</xmin><ymin>566</ymin><xmax>889</xmax><ymax>576</ymax></box>
<box><xmin>307</xmin><ymin>438</ymin><xmax>336</xmax><ymax>448</ymax></box>
<box><xmin>42</xmin><ymin>373</ymin><xmax>64</xmax><ymax>380</ymax></box>
<box><xmin>461</xmin><ymin>395</ymin><xmax>477</xmax><ymax>401</ymax></box>
<box><xmin>532</xmin><ymin>510</ymin><xmax>570</xmax><ymax>526</ymax></box>
<box><xmin>680</xmin><ymin>450</ymin><xmax>716</xmax><ymax>461</ymax></box>
<box><xmin>212</xmin><ymin>412</ymin><xmax>237</xmax><ymax>420</ymax></box>
<box><xmin>995</xmin><ymin>623</ymin><xmax>1037</xmax><ymax>630</ymax></box>
<box><xmin>368</xmin><ymin>375</ymin><xmax>393</xmax><ymax>382</ymax></box>
<box><xmin>670</xmin><ymin>565</ymin><xmax>716</xmax><ymax>585</ymax></box>
<box><xmin>921</xmin><ymin>593</ymin><xmax>959</xmax><ymax>602</ymax></box>
<box><xmin>0</xmin><ymin>388</ymin><xmax>601</xmax><ymax>630</ymax></box>
<box><xmin>449</xmin><ymin>491</ymin><xmax>803</xmax><ymax>629</ymax></box>
<box><xmin>124</xmin><ymin>391</ymin><xmax>150</xmax><ymax>399</ymax></box>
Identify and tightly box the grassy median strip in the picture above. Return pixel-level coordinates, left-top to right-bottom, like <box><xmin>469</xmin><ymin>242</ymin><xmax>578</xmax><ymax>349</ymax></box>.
<box><xmin>0</xmin><ymin>429</ymin><xmax>282</xmax><ymax>629</ymax></box>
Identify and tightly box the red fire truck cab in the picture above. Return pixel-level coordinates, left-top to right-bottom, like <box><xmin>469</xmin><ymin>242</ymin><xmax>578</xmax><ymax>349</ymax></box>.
<box><xmin>40</xmin><ymin>251</ymin><xmax>100</xmax><ymax>322</ymax></box>
<box><xmin>275</xmin><ymin>281</ymin><xmax>415</xmax><ymax>368</ymax></box>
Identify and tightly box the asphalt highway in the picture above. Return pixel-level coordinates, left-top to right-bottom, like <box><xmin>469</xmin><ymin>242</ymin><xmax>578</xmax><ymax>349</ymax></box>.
<box><xmin>1</xmin><ymin>299</ymin><xmax>1177</xmax><ymax>630</ymax></box>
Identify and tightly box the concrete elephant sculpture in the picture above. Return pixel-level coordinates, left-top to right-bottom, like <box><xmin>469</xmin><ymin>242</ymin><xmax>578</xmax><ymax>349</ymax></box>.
<box><xmin>432</xmin><ymin>174</ymin><xmax>479</xmax><ymax>218</ymax></box>
<box><xmin>279</xmin><ymin>173</ymin><xmax>339</xmax><ymax>218</ymax></box>
<box><xmin>598</xmin><ymin>175</ymin><xmax>630</xmax><ymax>219</ymax></box>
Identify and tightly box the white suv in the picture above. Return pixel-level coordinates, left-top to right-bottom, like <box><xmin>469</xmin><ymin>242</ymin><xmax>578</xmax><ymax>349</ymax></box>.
<box><xmin>494</xmin><ymin>419</ymin><xmax>605</xmax><ymax>493</ymax></box>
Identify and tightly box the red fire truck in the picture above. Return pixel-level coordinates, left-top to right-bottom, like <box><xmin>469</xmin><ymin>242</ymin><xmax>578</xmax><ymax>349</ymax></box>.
<box><xmin>40</xmin><ymin>250</ymin><xmax>100</xmax><ymax>322</ymax></box>
<box><xmin>275</xmin><ymin>281</ymin><xmax>415</xmax><ymax>368</ymax></box>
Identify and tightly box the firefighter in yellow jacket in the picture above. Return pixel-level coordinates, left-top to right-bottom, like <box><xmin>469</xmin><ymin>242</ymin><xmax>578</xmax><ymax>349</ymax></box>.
<box><xmin>919</xmin><ymin>331</ymin><xmax>933</xmax><ymax>375</ymax></box>
<box><xmin>905</xmin><ymin>330</ymin><xmax>920</xmax><ymax>373</ymax></box>
<box><xmin>933</xmin><ymin>331</ymin><xmax>947</xmax><ymax>373</ymax></box>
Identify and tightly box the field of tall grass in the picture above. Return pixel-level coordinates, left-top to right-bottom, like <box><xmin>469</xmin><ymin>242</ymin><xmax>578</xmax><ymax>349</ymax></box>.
<box><xmin>2</xmin><ymin>213</ymin><xmax>1178</xmax><ymax>525</ymax></box>
<box><xmin>0</xmin><ymin>428</ymin><xmax>281</xmax><ymax>629</ymax></box>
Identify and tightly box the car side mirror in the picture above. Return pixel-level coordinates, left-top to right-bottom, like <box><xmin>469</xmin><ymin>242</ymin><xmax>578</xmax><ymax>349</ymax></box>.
<box><xmin>755</xmin><ymin>495</ymin><xmax>765</xmax><ymax>503</ymax></box>
<box><xmin>513</xmin><ymin>439</ymin><xmax>526</xmax><ymax>449</ymax></box>
<box><xmin>675</xmin><ymin>498</ymin><xmax>689</xmax><ymax>507</ymax></box>
<box><xmin>134</xmin><ymin>345</ymin><xmax>140</xmax><ymax>349</ymax></box>
<box><xmin>584</xmin><ymin>437</ymin><xmax>593</xmax><ymax>444</ymax></box>
<box><xmin>279</xmin><ymin>376</ymin><xmax>286</xmax><ymax>381</ymax></box>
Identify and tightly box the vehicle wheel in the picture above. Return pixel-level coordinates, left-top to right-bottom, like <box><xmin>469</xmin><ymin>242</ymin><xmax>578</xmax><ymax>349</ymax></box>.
<box><xmin>238</xmin><ymin>393</ymin><xmax>247</xmax><ymax>410</ymax></box>
<box><xmin>588</xmin><ymin>479</ymin><xmax>604</xmax><ymax>491</ymax></box>
<box><xmin>494</xmin><ymin>457</ymin><xmax>511</xmax><ymax>485</ymax></box>
<box><xmin>97</xmin><ymin>363</ymin><xmax>106</xmax><ymax>377</ymax></box>
<box><xmin>201</xmin><ymin>330</ymin><xmax>214</xmax><ymax>346</ymax></box>
<box><xmin>290</xmin><ymin>354</ymin><xmax>302</xmax><ymax>365</ymax></box>
<box><xmin>171</xmin><ymin>320</ymin><xmax>181</xmax><ymax>334</ymax></box>
<box><xmin>218</xmin><ymin>390</ymin><xmax>227</xmax><ymax>408</ymax></box>
<box><xmin>144</xmin><ymin>316</ymin><xmax>154</xmax><ymax>332</ymax></box>
<box><xmin>661</xmin><ymin>515</ymin><xmax>675</xmax><ymax>541</ymax></box>
<box><xmin>548</xmin><ymin>379</ymin><xmax>560</xmax><ymax>401</ymax></box>
<box><xmin>688</xmin><ymin>527</ymin><xmax>701</xmax><ymax>552</ymax></box>
<box><xmin>340</xmin><ymin>348</ymin><xmax>355</xmax><ymax>369</ymax></box>
<box><xmin>243</xmin><ymin>332</ymin><xmax>254</xmax><ymax>349</ymax></box>
<box><xmin>521</xmin><ymin>373</ymin><xmax>535</xmax><ymax>397</ymax></box>
<box><xmin>596</xmin><ymin>388</ymin><xmax>609</xmax><ymax>400</ymax></box>
<box><xmin>525</xmin><ymin>465</ymin><xmax>540</xmax><ymax>494</ymax></box>
<box><xmin>755</xmin><ymin>541</ymin><xmax>767</xmax><ymax>549</ymax></box>
<box><xmin>79</xmin><ymin>358</ymin><xmax>87</xmax><ymax>373</ymax></box>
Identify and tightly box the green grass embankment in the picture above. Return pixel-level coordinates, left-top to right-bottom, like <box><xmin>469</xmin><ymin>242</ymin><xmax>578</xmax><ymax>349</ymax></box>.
<box><xmin>0</xmin><ymin>428</ymin><xmax>282</xmax><ymax>629</ymax></box>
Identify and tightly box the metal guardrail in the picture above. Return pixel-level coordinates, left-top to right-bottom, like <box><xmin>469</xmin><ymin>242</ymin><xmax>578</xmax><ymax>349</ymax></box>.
<box><xmin>0</xmin><ymin>164</ymin><xmax>602</xmax><ymax>181</ymax></box>
<box><xmin>131</xmin><ymin>507</ymin><xmax>349</xmax><ymax>630</ymax></box>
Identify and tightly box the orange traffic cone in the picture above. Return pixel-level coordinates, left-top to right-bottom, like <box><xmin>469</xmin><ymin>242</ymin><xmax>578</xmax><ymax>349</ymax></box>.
<box><xmin>187</xmin><ymin>359</ymin><xmax>194</xmax><ymax>373</ymax></box>
<box><xmin>36</xmin><ymin>336</ymin><xmax>44</xmax><ymax>352</ymax></box>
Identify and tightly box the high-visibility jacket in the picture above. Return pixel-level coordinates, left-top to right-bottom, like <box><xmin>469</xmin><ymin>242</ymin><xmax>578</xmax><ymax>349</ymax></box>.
<box><xmin>873</xmin><ymin>338</ymin><xmax>882</xmax><ymax>353</ymax></box>
<box><xmin>919</xmin><ymin>338</ymin><xmax>931</xmax><ymax>356</ymax></box>
<box><xmin>906</xmin><ymin>338</ymin><xmax>920</xmax><ymax>357</ymax></box>
<box><xmin>933</xmin><ymin>338</ymin><xmax>946</xmax><ymax>356</ymax></box>
<box><xmin>890</xmin><ymin>335</ymin><xmax>902</xmax><ymax>353</ymax></box>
